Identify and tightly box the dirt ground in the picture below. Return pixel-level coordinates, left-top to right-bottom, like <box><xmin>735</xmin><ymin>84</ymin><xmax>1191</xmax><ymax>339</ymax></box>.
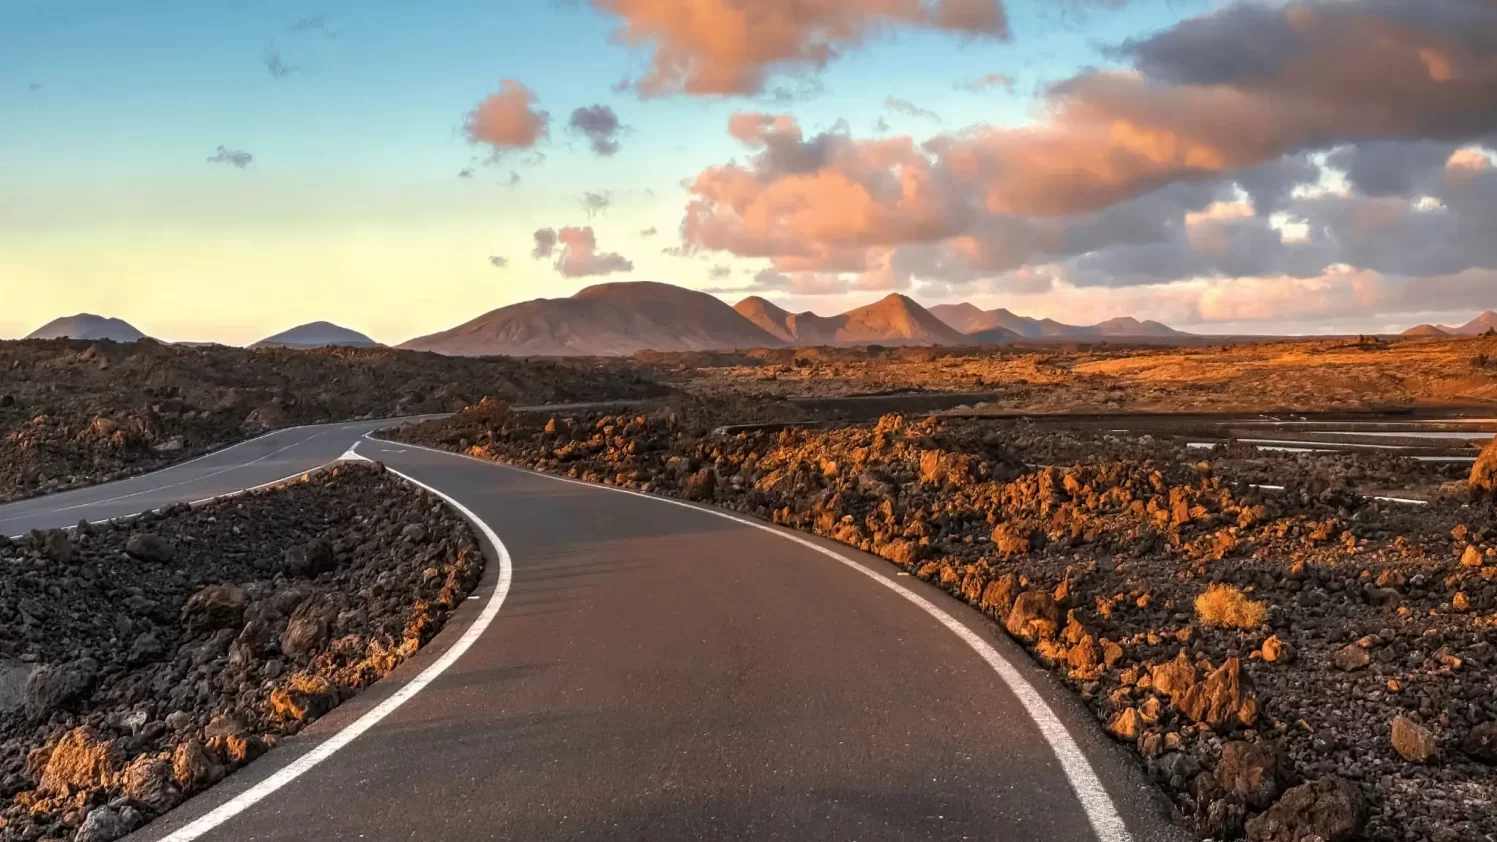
<box><xmin>622</xmin><ymin>336</ymin><xmax>1497</xmax><ymax>414</ymax></box>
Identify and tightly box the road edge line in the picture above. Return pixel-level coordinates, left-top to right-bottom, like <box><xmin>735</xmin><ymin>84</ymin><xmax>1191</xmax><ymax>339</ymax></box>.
<box><xmin>374</xmin><ymin>435</ymin><xmax>1133</xmax><ymax>842</ymax></box>
<box><xmin>152</xmin><ymin>454</ymin><xmax>514</xmax><ymax>842</ymax></box>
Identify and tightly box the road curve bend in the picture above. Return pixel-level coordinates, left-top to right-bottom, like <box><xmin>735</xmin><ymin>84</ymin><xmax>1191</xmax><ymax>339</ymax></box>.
<box><xmin>102</xmin><ymin>434</ymin><xmax>1187</xmax><ymax>842</ymax></box>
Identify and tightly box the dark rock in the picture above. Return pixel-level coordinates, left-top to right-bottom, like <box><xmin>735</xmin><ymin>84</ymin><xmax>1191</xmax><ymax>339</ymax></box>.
<box><xmin>120</xmin><ymin>755</ymin><xmax>176</xmax><ymax>807</ymax></box>
<box><xmin>32</xmin><ymin>528</ymin><xmax>73</xmax><ymax>563</ymax></box>
<box><xmin>181</xmin><ymin>584</ymin><xmax>249</xmax><ymax>635</ymax></box>
<box><xmin>282</xmin><ymin>538</ymin><xmax>336</xmax><ymax>578</ymax></box>
<box><xmin>75</xmin><ymin>805</ymin><xmax>134</xmax><ymax>842</ymax></box>
<box><xmin>1215</xmin><ymin>740</ymin><xmax>1282</xmax><ymax>810</ymax></box>
<box><xmin>125</xmin><ymin>531</ymin><xmax>175</xmax><ymax>562</ymax></box>
<box><xmin>1245</xmin><ymin>776</ymin><xmax>1365</xmax><ymax>842</ymax></box>
<box><xmin>281</xmin><ymin>595</ymin><xmax>335</xmax><ymax>658</ymax></box>
<box><xmin>684</xmin><ymin>468</ymin><xmax>717</xmax><ymax>501</ymax></box>
<box><xmin>1463</xmin><ymin>721</ymin><xmax>1497</xmax><ymax>763</ymax></box>
<box><xmin>24</xmin><ymin>658</ymin><xmax>98</xmax><ymax>720</ymax></box>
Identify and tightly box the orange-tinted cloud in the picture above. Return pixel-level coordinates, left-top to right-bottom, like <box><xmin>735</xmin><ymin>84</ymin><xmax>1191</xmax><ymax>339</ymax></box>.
<box><xmin>465</xmin><ymin>80</ymin><xmax>549</xmax><ymax>150</ymax></box>
<box><xmin>679</xmin><ymin>1</ymin><xmax>1497</xmax><ymax>290</ymax></box>
<box><xmin>593</xmin><ymin>0</ymin><xmax>1008</xmax><ymax>95</ymax></box>
<box><xmin>542</xmin><ymin>226</ymin><xmax>634</xmax><ymax>277</ymax></box>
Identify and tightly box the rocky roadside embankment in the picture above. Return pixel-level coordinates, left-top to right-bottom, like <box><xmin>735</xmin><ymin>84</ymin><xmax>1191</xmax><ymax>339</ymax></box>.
<box><xmin>0</xmin><ymin>338</ymin><xmax>669</xmax><ymax>503</ymax></box>
<box><xmin>0</xmin><ymin>462</ymin><xmax>484</xmax><ymax>842</ymax></box>
<box><xmin>390</xmin><ymin>400</ymin><xmax>1497</xmax><ymax>842</ymax></box>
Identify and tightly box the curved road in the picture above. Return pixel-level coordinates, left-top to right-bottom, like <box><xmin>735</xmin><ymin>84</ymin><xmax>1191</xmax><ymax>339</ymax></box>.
<box><xmin>0</xmin><ymin>418</ymin><xmax>1189</xmax><ymax>842</ymax></box>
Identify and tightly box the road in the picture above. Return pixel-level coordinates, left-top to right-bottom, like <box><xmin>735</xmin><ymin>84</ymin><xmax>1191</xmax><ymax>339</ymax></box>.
<box><xmin>0</xmin><ymin>418</ymin><xmax>1189</xmax><ymax>842</ymax></box>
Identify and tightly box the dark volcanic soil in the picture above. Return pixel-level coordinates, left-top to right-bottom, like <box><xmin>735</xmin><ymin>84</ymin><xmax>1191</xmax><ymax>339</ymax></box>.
<box><xmin>0</xmin><ymin>462</ymin><xmax>483</xmax><ymax>842</ymax></box>
<box><xmin>0</xmin><ymin>338</ymin><xmax>669</xmax><ymax>504</ymax></box>
<box><xmin>390</xmin><ymin>401</ymin><xmax>1497</xmax><ymax>842</ymax></box>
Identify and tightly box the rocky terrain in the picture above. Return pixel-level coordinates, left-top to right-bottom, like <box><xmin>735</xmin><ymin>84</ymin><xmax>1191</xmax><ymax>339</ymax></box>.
<box><xmin>0</xmin><ymin>338</ymin><xmax>667</xmax><ymax>503</ymax></box>
<box><xmin>389</xmin><ymin>400</ymin><xmax>1497</xmax><ymax>842</ymax></box>
<box><xmin>623</xmin><ymin>335</ymin><xmax>1497</xmax><ymax>413</ymax></box>
<box><xmin>0</xmin><ymin>461</ymin><xmax>483</xmax><ymax>842</ymax></box>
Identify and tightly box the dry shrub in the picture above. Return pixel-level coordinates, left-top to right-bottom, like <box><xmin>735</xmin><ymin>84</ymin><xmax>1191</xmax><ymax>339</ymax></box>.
<box><xmin>1195</xmin><ymin>584</ymin><xmax>1268</xmax><ymax>630</ymax></box>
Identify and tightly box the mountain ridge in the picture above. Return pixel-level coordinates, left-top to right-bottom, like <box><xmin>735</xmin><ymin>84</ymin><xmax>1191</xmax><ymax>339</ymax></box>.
<box><xmin>25</xmin><ymin>314</ymin><xmax>147</xmax><ymax>343</ymax></box>
<box><xmin>254</xmin><ymin>321</ymin><xmax>380</xmax><ymax>349</ymax></box>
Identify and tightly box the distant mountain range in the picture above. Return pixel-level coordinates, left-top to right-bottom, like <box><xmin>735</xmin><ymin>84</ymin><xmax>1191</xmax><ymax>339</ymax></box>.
<box><xmin>400</xmin><ymin>282</ymin><xmax>783</xmax><ymax>357</ymax></box>
<box><xmin>400</xmin><ymin>281</ymin><xmax>1193</xmax><ymax>357</ymax></box>
<box><xmin>735</xmin><ymin>295</ymin><xmax>972</xmax><ymax>346</ymax></box>
<box><xmin>1401</xmin><ymin>311</ymin><xmax>1497</xmax><ymax>337</ymax></box>
<box><xmin>253</xmin><ymin>322</ymin><xmax>380</xmax><ymax>349</ymax></box>
<box><xmin>927</xmin><ymin>303</ymin><xmax>1186</xmax><ymax>339</ymax></box>
<box><xmin>25</xmin><ymin>314</ymin><xmax>146</xmax><ymax>342</ymax></box>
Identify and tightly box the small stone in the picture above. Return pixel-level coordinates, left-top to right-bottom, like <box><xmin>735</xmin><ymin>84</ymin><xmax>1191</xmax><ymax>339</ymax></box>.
<box><xmin>75</xmin><ymin>805</ymin><xmax>133</xmax><ymax>842</ymax></box>
<box><xmin>1463</xmin><ymin>722</ymin><xmax>1497</xmax><ymax>763</ymax></box>
<box><xmin>1390</xmin><ymin>715</ymin><xmax>1438</xmax><ymax>763</ymax></box>
<box><xmin>1108</xmin><ymin>707</ymin><xmax>1142</xmax><ymax>740</ymax></box>
<box><xmin>1260</xmin><ymin>635</ymin><xmax>1294</xmax><ymax>664</ymax></box>
<box><xmin>400</xmin><ymin>523</ymin><xmax>427</xmax><ymax>543</ymax></box>
<box><xmin>1461</xmin><ymin>545</ymin><xmax>1485</xmax><ymax>567</ymax></box>
<box><xmin>1332</xmin><ymin>643</ymin><xmax>1371</xmax><ymax>672</ymax></box>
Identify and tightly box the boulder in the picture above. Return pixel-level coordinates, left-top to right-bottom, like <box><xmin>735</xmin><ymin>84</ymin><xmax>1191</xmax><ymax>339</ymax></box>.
<box><xmin>181</xmin><ymin>584</ymin><xmax>249</xmax><ymax>635</ymax></box>
<box><xmin>1215</xmin><ymin>741</ymin><xmax>1282</xmax><ymax>810</ymax></box>
<box><xmin>1004</xmin><ymin>591</ymin><xmax>1062</xmax><ymax>641</ymax></box>
<box><xmin>125</xmin><ymin>532</ymin><xmax>174</xmax><ymax>562</ymax></box>
<box><xmin>1150</xmin><ymin>652</ymin><xmax>1199</xmax><ymax>699</ymax></box>
<box><xmin>268</xmin><ymin>673</ymin><xmax>338</xmax><ymax>723</ymax></box>
<box><xmin>980</xmin><ymin>573</ymin><xmax>1021</xmax><ymax>617</ymax></box>
<box><xmin>120</xmin><ymin>755</ymin><xmax>176</xmax><ymax>807</ymax></box>
<box><xmin>1471</xmin><ymin>436</ymin><xmax>1497</xmax><ymax>498</ymax></box>
<box><xmin>281</xmin><ymin>594</ymin><xmax>336</xmax><ymax>658</ymax></box>
<box><xmin>39</xmin><ymin>726</ymin><xmax>117</xmax><ymax>796</ymax></box>
<box><xmin>282</xmin><ymin>538</ymin><xmax>336</xmax><ymax>578</ymax></box>
<box><xmin>1245</xmin><ymin>776</ymin><xmax>1365</xmax><ymax>842</ymax></box>
<box><xmin>24</xmin><ymin>658</ymin><xmax>98</xmax><ymax>720</ymax></box>
<box><xmin>75</xmin><ymin>805</ymin><xmax>135</xmax><ymax>842</ymax></box>
<box><xmin>1463</xmin><ymin>721</ymin><xmax>1497</xmax><ymax>763</ymax></box>
<box><xmin>31</xmin><ymin>528</ymin><xmax>73</xmax><ymax>563</ymax></box>
<box><xmin>684</xmin><ymin>468</ymin><xmax>717</xmax><ymax>501</ymax></box>
<box><xmin>1177</xmin><ymin>657</ymin><xmax>1257</xmax><ymax>730</ymax></box>
<box><xmin>1390</xmin><ymin>716</ymin><xmax>1438</xmax><ymax>763</ymax></box>
<box><xmin>171</xmin><ymin>740</ymin><xmax>222</xmax><ymax>794</ymax></box>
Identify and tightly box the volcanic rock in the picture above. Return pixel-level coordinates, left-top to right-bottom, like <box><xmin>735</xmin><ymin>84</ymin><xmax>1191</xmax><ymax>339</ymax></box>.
<box><xmin>1391</xmin><ymin>716</ymin><xmax>1438</xmax><ymax>763</ymax></box>
<box><xmin>1245</xmin><ymin>776</ymin><xmax>1365</xmax><ymax>842</ymax></box>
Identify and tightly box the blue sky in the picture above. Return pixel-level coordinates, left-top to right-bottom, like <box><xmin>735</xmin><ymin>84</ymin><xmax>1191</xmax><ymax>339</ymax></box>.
<box><xmin>5</xmin><ymin>0</ymin><xmax>1493</xmax><ymax>342</ymax></box>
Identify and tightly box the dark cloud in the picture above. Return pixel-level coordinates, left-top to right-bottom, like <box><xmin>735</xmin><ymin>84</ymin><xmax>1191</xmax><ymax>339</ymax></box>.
<box><xmin>709</xmin><ymin>264</ymin><xmax>733</xmax><ymax>279</ymax></box>
<box><xmin>639</xmin><ymin>226</ymin><xmax>658</xmax><ymax>237</ymax></box>
<box><xmin>581</xmin><ymin>190</ymin><xmax>613</xmax><ymax>218</ymax></box>
<box><xmin>1325</xmin><ymin>140</ymin><xmax>1462</xmax><ymax>197</ymax></box>
<box><xmin>263</xmin><ymin>50</ymin><xmax>298</xmax><ymax>79</ymax></box>
<box><xmin>207</xmin><ymin>146</ymin><xmax>253</xmax><ymax>169</ymax></box>
<box><xmin>489</xmin><ymin>255</ymin><xmax>509</xmax><ymax>268</ymax></box>
<box><xmin>532</xmin><ymin>228</ymin><xmax>558</xmax><ymax>259</ymax></box>
<box><xmin>287</xmin><ymin>15</ymin><xmax>337</xmax><ymax>37</ymax></box>
<box><xmin>458</xmin><ymin>167</ymin><xmax>475</xmax><ymax>179</ymax></box>
<box><xmin>568</xmin><ymin>105</ymin><xmax>625</xmax><ymax>156</ymax></box>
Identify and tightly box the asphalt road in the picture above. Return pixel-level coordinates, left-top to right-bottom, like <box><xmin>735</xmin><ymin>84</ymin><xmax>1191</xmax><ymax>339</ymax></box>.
<box><xmin>0</xmin><ymin>419</ymin><xmax>1190</xmax><ymax>842</ymax></box>
<box><xmin>0</xmin><ymin>419</ymin><xmax>430</xmax><ymax>536</ymax></box>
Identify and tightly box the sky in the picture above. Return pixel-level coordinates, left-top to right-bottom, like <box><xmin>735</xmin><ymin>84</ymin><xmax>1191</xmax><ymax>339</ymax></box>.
<box><xmin>3</xmin><ymin>0</ymin><xmax>1496</xmax><ymax>344</ymax></box>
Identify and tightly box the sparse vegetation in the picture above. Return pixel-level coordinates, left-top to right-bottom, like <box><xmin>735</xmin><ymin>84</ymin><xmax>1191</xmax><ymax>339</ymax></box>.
<box><xmin>1194</xmin><ymin>583</ymin><xmax>1269</xmax><ymax>630</ymax></box>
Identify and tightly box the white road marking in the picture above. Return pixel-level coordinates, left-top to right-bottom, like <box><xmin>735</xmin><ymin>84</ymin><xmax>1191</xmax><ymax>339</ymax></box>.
<box><xmin>153</xmin><ymin>453</ymin><xmax>513</xmax><ymax>842</ymax></box>
<box><xmin>383</xmin><ymin>437</ymin><xmax>1133</xmax><ymax>842</ymax></box>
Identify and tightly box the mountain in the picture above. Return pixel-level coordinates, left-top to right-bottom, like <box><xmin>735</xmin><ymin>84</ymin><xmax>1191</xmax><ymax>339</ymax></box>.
<box><xmin>1440</xmin><ymin>311</ymin><xmax>1497</xmax><ymax>336</ymax></box>
<box><xmin>968</xmin><ymin>326</ymin><xmax>1026</xmax><ymax>344</ymax></box>
<box><xmin>25</xmin><ymin>314</ymin><xmax>146</xmax><ymax>342</ymax></box>
<box><xmin>402</xmin><ymin>281</ymin><xmax>784</xmax><ymax>357</ymax></box>
<box><xmin>1402</xmin><ymin>324</ymin><xmax>1450</xmax><ymax>337</ymax></box>
<box><xmin>254</xmin><ymin>322</ymin><xmax>380</xmax><ymax>349</ymax></box>
<box><xmin>929</xmin><ymin>303</ymin><xmax>1187</xmax><ymax>338</ymax></box>
<box><xmin>735</xmin><ymin>294</ymin><xmax>970</xmax><ymax>346</ymax></box>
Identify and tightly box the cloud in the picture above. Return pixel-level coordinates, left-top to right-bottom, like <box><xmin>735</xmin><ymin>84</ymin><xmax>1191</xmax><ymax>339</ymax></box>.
<box><xmin>207</xmin><ymin>146</ymin><xmax>253</xmax><ymax>169</ymax></box>
<box><xmin>287</xmin><ymin>15</ymin><xmax>337</xmax><ymax>37</ymax></box>
<box><xmin>263</xmin><ymin>50</ymin><xmax>298</xmax><ymax>79</ymax></box>
<box><xmin>592</xmin><ymin>0</ymin><xmax>1008</xmax><ymax>96</ymax></box>
<box><xmin>28</xmin><ymin>82</ymin><xmax>42</xmax><ymax>92</ymax></box>
<box><xmin>639</xmin><ymin>226</ymin><xmax>659</xmax><ymax>237</ymax></box>
<box><xmin>581</xmin><ymin>191</ymin><xmax>613</xmax><ymax>218</ymax></box>
<box><xmin>673</xmin><ymin>0</ymin><xmax>1497</xmax><ymax>312</ymax></box>
<box><xmin>458</xmin><ymin>167</ymin><xmax>475</xmax><ymax>179</ymax></box>
<box><xmin>709</xmin><ymin>264</ymin><xmax>732</xmax><ymax>279</ymax></box>
<box><xmin>568</xmin><ymin>105</ymin><xmax>625</xmax><ymax>155</ymax></box>
<box><xmin>884</xmin><ymin>96</ymin><xmax>942</xmax><ymax>122</ymax></box>
<box><xmin>532</xmin><ymin>228</ymin><xmax>558</xmax><ymax>259</ymax></box>
<box><xmin>465</xmin><ymin>80</ymin><xmax>549</xmax><ymax>151</ymax></box>
<box><xmin>489</xmin><ymin>255</ymin><xmax>509</xmax><ymax>268</ymax></box>
<box><xmin>957</xmin><ymin>73</ymin><xmax>1016</xmax><ymax>93</ymax></box>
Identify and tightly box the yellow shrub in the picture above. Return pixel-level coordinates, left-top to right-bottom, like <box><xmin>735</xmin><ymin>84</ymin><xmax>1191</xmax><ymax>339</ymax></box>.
<box><xmin>1195</xmin><ymin>584</ymin><xmax>1268</xmax><ymax>630</ymax></box>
